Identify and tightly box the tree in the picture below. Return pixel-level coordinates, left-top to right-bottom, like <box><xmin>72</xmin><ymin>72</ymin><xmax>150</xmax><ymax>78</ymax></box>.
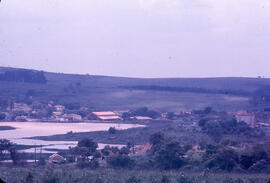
<box><xmin>166</xmin><ymin>112</ymin><xmax>175</xmax><ymax>120</ymax></box>
<box><xmin>149</xmin><ymin>133</ymin><xmax>185</xmax><ymax>170</ymax></box>
<box><xmin>101</xmin><ymin>145</ymin><xmax>111</xmax><ymax>156</ymax></box>
<box><xmin>22</xmin><ymin>172</ymin><xmax>35</xmax><ymax>183</ymax></box>
<box><xmin>126</xmin><ymin>176</ymin><xmax>141</xmax><ymax>183</ymax></box>
<box><xmin>119</xmin><ymin>146</ymin><xmax>130</xmax><ymax>155</ymax></box>
<box><xmin>161</xmin><ymin>175</ymin><xmax>170</xmax><ymax>183</ymax></box>
<box><xmin>240</xmin><ymin>144</ymin><xmax>270</xmax><ymax>170</ymax></box>
<box><xmin>108</xmin><ymin>127</ymin><xmax>117</xmax><ymax>134</ymax></box>
<box><xmin>0</xmin><ymin>139</ymin><xmax>12</xmax><ymax>159</ymax></box>
<box><xmin>0</xmin><ymin>113</ymin><xmax>6</xmax><ymax>120</ymax></box>
<box><xmin>205</xmin><ymin>147</ymin><xmax>239</xmax><ymax>171</ymax></box>
<box><xmin>78</xmin><ymin>138</ymin><xmax>98</xmax><ymax>155</ymax></box>
<box><xmin>122</xmin><ymin>112</ymin><xmax>132</xmax><ymax>120</ymax></box>
<box><xmin>150</xmin><ymin>132</ymin><xmax>165</xmax><ymax>146</ymax></box>
<box><xmin>9</xmin><ymin>147</ymin><xmax>20</xmax><ymax>165</ymax></box>
<box><xmin>153</xmin><ymin>141</ymin><xmax>185</xmax><ymax>170</ymax></box>
<box><xmin>132</xmin><ymin>107</ymin><xmax>161</xmax><ymax>119</ymax></box>
<box><xmin>250</xmin><ymin>85</ymin><xmax>270</xmax><ymax>106</ymax></box>
<box><xmin>0</xmin><ymin>69</ymin><xmax>47</xmax><ymax>84</ymax></box>
<box><xmin>204</xmin><ymin>107</ymin><xmax>212</xmax><ymax>114</ymax></box>
<box><xmin>107</xmin><ymin>154</ymin><xmax>134</xmax><ymax>168</ymax></box>
<box><xmin>71</xmin><ymin>146</ymin><xmax>90</xmax><ymax>158</ymax></box>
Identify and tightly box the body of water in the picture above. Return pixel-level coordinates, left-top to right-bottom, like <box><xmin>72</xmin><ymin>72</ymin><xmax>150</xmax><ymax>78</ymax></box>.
<box><xmin>0</xmin><ymin>122</ymin><xmax>143</xmax><ymax>153</ymax></box>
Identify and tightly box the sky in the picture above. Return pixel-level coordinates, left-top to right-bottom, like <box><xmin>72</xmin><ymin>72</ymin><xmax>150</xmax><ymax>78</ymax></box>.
<box><xmin>0</xmin><ymin>0</ymin><xmax>270</xmax><ymax>78</ymax></box>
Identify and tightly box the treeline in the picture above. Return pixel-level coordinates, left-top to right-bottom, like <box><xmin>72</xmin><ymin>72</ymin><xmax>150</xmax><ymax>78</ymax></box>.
<box><xmin>0</xmin><ymin>69</ymin><xmax>47</xmax><ymax>84</ymax></box>
<box><xmin>198</xmin><ymin>118</ymin><xmax>265</xmax><ymax>140</ymax></box>
<box><xmin>120</xmin><ymin>85</ymin><xmax>251</xmax><ymax>96</ymax></box>
<box><xmin>250</xmin><ymin>85</ymin><xmax>270</xmax><ymax>106</ymax></box>
<box><xmin>122</xmin><ymin>107</ymin><xmax>161</xmax><ymax>119</ymax></box>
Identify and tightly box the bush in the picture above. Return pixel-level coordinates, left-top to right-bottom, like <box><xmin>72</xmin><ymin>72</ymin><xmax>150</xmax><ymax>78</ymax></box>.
<box><xmin>108</xmin><ymin>127</ymin><xmax>117</xmax><ymax>134</ymax></box>
<box><xmin>22</xmin><ymin>172</ymin><xmax>35</xmax><ymax>183</ymax></box>
<box><xmin>42</xmin><ymin>172</ymin><xmax>60</xmax><ymax>183</ymax></box>
<box><xmin>107</xmin><ymin>155</ymin><xmax>134</xmax><ymax>168</ymax></box>
<box><xmin>198</xmin><ymin>119</ymin><xmax>208</xmax><ymax>127</ymax></box>
<box><xmin>38</xmin><ymin>157</ymin><xmax>46</xmax><ymax>166</ymax></box>
<box><xmin>126</xmin><ymin>176</ymin><xmax>141</xmax><ymax>183</ymax></box>
<box><xmin>161</xmin><ymin>175</ymin><xmax>170</xmax><ymax>183</ymax></box>
<box><xmin>177</xmin><ymin>175</ymin><xmax>194</xmax><ymax>183</ymax></box>
<box><xmin>205</xmin><ymin>148</ymin><xmax>239</xmax><ymax>171</ymax></box>
<box><xmin>95</xmin><ymin>176</ymin><xmax>104</xmax><ymax>183</ymax></box>
<box><xmin>0</xmin><ymin>113</ymin><xmax>6</xmax><ymax>120</ymax></box>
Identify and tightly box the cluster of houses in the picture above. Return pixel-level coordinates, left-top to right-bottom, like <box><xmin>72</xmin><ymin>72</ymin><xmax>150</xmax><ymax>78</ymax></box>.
<box><xmin>48</xmin><ymin>144</ymin><xmax>153</xmax><ymax>164</ymax></box>
<box><xmin>232</xmin><ymin>110</ymin><xmax>270</xmax><ymax>128</ymax></box>
<box><xmin>5</xmin><ymin>102</ymin><xmax>159</xmax><ymax>122</ymax></box>
<box><xmin>2</xmin><ymin>101</ymin><xmax>270</xmax><ymax>129</ymax></box>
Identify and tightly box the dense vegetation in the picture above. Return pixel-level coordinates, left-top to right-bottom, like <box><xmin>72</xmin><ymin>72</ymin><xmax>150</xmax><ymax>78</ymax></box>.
<box><xmin>1</xmin><ymin>134</ymin><xmax>270</xmax><ymax>182</ymax></box>
<box><xmin>0</xmin><ymin>69</ymin><xmax>47</xmax><ymax>84</ymax></box>
<box><xmin>1</xmin><ymin>167</ymin><xmax>269</xmax><ymax>183</ymax></box>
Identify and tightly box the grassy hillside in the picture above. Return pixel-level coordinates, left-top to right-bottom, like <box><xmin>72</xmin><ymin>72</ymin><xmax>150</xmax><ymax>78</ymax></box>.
<box><xmin>0</xmin><ymin>66</ymin><xmax>269</xmax><ymax>111</ymax></box>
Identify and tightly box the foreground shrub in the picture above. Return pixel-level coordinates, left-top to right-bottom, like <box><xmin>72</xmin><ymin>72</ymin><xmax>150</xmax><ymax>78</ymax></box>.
<box><xmin>107</xmin><ymin>154</ymin><xmax>134</xmax><ymax>168</ymax></box>
<box><xmin>126</xmin><ymin>176</ymin><xmax>141</xmax><ymax>183</ymax></box>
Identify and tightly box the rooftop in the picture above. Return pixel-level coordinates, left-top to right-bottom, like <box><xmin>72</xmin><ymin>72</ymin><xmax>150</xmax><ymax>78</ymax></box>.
<box><xmin>93</xmin><ymin>111</ymin><xmax>117</xmax><ymax>116</ymax></box>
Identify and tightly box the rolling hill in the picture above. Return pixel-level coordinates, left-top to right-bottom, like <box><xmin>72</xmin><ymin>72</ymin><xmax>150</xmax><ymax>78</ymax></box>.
<box><xmin>0</xmin><ymin>66</ymin><xmax>269</xmax><ymax>112</ymax></box>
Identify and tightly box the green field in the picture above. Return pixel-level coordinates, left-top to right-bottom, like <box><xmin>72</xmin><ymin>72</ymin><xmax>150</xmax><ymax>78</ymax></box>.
<box><xmin>1</xmin><ymin>67</ymin><xmax>269</xmax><ymax>111</ymax></box>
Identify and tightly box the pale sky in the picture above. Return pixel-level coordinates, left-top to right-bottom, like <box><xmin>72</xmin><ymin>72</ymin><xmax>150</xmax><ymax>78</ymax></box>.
<box><xmin>0</xmin><ymin>0</ymin><xmax>270</xmax><ymax>78</ymax></box>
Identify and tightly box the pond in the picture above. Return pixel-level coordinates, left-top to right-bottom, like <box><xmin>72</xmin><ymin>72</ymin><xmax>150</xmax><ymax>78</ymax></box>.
<box><xmin>0</xmin><ymin>122</ymin><xmax>143</xmax><ymax>153</ymax></box>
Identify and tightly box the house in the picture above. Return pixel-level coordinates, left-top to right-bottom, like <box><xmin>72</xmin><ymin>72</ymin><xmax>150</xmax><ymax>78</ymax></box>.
<box><xmin>63</xmin><ymin>114</ymin><xmax>82</xmax><ymax>121</ymax></box>
<box><xmin>91</xmin><ymin>111</ymin><xmax>121</xmax><ymax>121</ymax></box>
<box><xmin>13</xmin><ymin>103</ymin><xmax>31</xmax><ymax>112</ymax></box>
<box><xmin>55</xmin><ymin>105</ymin><xmax>65</xmax><ymax>112</ymax></box>
<box><xmin>234</xmin><ymin>111</ymin><xmax>256</xmax><ymax>128</ymax></box>
<box><xmin>15</xmin><ymin>115</ymin><xmax>27</xmax><ymax>122</ymax></box>
<box><xmin>132</xmin><ymin>116</ymin><xmax>153</xmax><ymax>122</ymax></box>
<box><xmin>48</xmin><ymin>154</ymin><xmax>65</xmax><ymax>164</ymax></box>
<box><xmin>131</xmin><ymin>144</ymin><xmax>152</xmax><ymax>155</ymax></box>
<box><xmin>52</xmin><ymin>111</ymin><xmax>62</xmax><ymax>116</ymax></box>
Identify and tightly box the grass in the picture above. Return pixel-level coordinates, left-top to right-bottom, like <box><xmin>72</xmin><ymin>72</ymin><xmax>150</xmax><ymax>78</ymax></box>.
<box><xmin>1</xmin><ymin>67</ymin><xmax>270</xmax><ymax>112</ymax></box>
<box><xmin>0</xmin><ymin>166</ymin><xmax>269</xmax><ymax>183</ymax></box>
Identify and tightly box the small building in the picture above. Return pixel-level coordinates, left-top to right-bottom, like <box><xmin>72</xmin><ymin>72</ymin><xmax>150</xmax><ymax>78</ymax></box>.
<box><xmin>55</xmin><ymin>105</ymin><xmax>65</xmax><ymax>112</ymax></box>
<box><xmin>15</xmin><ymin>115</ymin><xmax>27</xmax><ymax>122</ymax></box>
<box><xmin>131</xmin><ymin>144</ymin><xmax>152</xmax><ymax>155</ymax></box>
<box><xmin>63</xmin><ymin>114</ymin><xmax>82</xmax><ymax>121</ymax></box>
<box><xmin>91</xmin><ymin>111</ymin><xmax>121</xmax><ymax>121</ymax></box>
<box><xmin>52</xmin><ymin>111</ymin><xmax>62</xmax><ymax>116</ymax></box>
<box><xmin>98</xmin><ymin>116</ymin><xmax>121</xmax><ymax>120</ymax></box>
<box><xmin>132</xmin><ymin>116</ymin><xmax>153</xmax><ymax>122</ymax></box>
<box><xmin>48</xmin><ymin>154</ymin><xmax>65</xmax><ymax>164</ymax></box>
<box><xmin>13</xmin><ymin>103</ymin><xmax>32</xmax><ymax>112</ymax></box>
<box><xmin>234</xmin><ymin>111</ymin><xmax>256</xmax><ymax>128</ymax></box>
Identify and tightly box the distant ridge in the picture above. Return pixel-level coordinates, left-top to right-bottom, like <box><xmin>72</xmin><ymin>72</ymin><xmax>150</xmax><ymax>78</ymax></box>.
<box><xmin>0</xmin><ymin>66</ymin><xmax>269</xmax><ymax>111</ymax></box>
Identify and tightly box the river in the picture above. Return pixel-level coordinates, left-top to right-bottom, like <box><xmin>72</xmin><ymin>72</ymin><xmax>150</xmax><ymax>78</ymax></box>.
<box><xmin>0</xmin><ymin>122</ymin><xmax>143</xmax><ymax>153</ymax></box>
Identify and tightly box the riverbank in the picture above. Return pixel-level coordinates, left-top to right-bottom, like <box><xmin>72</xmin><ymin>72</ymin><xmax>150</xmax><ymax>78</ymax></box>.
<box><xmin>29</xmin><ymin>121</ymin><xmax>175</xmax><ymax>145</ymax></box>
